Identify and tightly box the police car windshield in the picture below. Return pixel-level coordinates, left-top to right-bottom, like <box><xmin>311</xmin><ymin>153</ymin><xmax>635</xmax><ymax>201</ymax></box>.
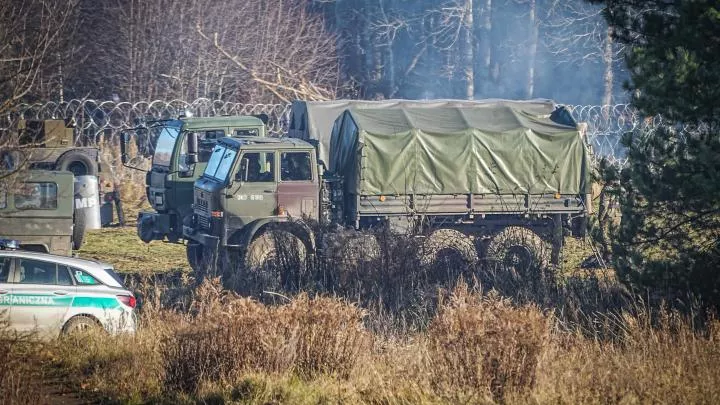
<box><xmin>203</xmin><ymin>144</ymin><xmax>237</xmax><ymax>183</ymax></box>
<box><xmin>152</xmin><ymin>122</ymin><xmax>182</xmax><ymax>167</ymax></box>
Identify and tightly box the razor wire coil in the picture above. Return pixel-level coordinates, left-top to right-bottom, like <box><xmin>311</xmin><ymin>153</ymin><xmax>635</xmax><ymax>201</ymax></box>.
<box><xmin>1</xmin><ymin>98</ymin><xmax>682</xmax><ymax>167</ymax></box>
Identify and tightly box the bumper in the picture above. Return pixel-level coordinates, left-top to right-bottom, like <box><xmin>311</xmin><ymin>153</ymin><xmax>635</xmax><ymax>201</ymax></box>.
<box><xmin>183</xmin><ymin>224</ymin><xmax>220</xmax><ymax>249</ymax></box>
<box><xmin>137</xmin><ymin>211</ymin><xmax>173</xmax><ymax>242</ymax></box>
<box><xmin>104</xmin><ymin>309</ymin><xmax>137</xmax><ymax>335</ymax></box>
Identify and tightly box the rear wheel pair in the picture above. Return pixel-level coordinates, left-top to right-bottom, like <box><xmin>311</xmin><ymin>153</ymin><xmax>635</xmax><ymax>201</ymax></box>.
<box><xmin>420</xmin><ymin>227</ymin><xmax>554</xmax><ymax>274</ymax></box>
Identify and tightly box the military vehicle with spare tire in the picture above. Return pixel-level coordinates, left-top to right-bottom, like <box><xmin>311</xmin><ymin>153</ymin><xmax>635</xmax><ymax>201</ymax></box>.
<box><xmin>183</xmin><ymin>99</ymin><xmax>592</xmax><ymax>282</ymax></box>
<box><xmin>0</xmin><ymin>119</ymin><xmax>104</xmax><ymax>251</ymax></box>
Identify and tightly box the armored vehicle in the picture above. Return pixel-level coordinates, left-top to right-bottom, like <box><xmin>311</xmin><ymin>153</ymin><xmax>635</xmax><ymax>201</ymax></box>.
<box><xmin>184</xmin><ymin>100</ymin><xmax>592</xmax><ymax>277</ymax></box>
<box><xmin>8</xmin><ymin>119</ymin><xmax>101</xmax><ymax>176</ymax></box>
<box><xmin>121</xmin><ymin>115</ymin><xmax>267</xmax><ymax>244</ymax></box>
<box><xmin>0</xmin><ymin>171</ymin><xmax>75</xmax><ymax>255</ymax></box>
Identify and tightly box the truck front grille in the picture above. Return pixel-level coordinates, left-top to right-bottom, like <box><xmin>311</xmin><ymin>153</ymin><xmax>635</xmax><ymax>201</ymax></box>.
<box><xmin>195</xmin><ymin>196</ymin><xmax>210</xmax><ymax>229</ymax></box>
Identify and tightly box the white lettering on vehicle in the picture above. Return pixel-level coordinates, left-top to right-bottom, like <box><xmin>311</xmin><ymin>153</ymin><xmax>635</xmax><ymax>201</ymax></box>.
<box><xmin>75</xmin><ymin>197</ymin><xmax>97</xmax><ymax>209</ymax></box>
<box><xmin>236</xmin><ymin>194</ymin><xmax>264</xmax><ymax>201</ymax></box>
<box><xmin>0</xmin><ymin>295</ymin><xmax>55</xmax><ymax>305</ymax></box>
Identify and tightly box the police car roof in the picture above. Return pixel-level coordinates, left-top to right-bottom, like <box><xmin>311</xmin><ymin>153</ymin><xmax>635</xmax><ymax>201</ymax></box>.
<box><xmin>0</xmin><ymin>249</ymin><xmax>112</xmax><ymax>271</ymax></box>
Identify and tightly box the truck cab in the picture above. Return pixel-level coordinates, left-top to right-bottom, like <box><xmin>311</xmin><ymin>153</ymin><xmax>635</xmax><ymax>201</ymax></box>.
<box><xmin>183</xmin><ymin>137</ymin><xmax>319</xmax><ymax>268</ymax></box>
<box><xmin>134</xmin><ymin>115</ymin><xmax>267</xmax><ymax>243</ymax></box>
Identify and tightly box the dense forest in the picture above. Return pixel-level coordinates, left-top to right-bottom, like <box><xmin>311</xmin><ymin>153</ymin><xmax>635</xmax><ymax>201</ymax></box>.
<box><xmin>0</xmin><ymin>0</ymin><xmax>625</xmax><ymax>110</ymax></box>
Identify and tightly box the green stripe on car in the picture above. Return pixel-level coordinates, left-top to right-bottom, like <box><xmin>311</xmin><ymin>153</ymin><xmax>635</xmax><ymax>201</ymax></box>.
<box><xmin>0</xmin><ymin>294</ymin><xmax>120</xmax><ymax>309</ymax></box>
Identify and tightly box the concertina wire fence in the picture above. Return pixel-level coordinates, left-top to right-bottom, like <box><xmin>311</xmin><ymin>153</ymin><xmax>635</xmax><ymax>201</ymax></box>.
<box><xmin>1</xmin><ymin>98</ymin><xmax>672</xmax><ymax>167</ymax></box>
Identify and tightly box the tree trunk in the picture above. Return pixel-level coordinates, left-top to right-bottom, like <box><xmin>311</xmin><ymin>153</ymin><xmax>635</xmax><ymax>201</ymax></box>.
<box><xmin>478</xmin><ymin>0</ymin><xmax>492</xmax><ymax>97</ymax></box>
<box><xmin>603</xmin><ymin>25</ymin><xmax>614</xmax><ymax>107</ymax></box>
<box><xmin>526</xmin><ymin>0</ymin><xmax>538</xmax><ymax>99</ymax></box>
<box><xmin>462</xmin><ymin>0</ymin><xmax>474</xmax><ymax>100</ymax></box>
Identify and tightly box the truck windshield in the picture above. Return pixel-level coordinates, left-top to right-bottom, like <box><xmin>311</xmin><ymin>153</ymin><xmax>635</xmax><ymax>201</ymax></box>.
<box><xmin>203</xmin><ymin>144</ymin><xmax>238</xmax><ymax>183</ymax></box>
<box><xmin>152</xmin><ymin>123</ymin><xmax>182</xmax><ymax>167</ymax></box>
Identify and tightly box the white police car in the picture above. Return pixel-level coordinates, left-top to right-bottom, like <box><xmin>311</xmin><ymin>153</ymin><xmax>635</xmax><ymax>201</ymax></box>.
<box><xmin>0</xmin><ymin>239</ymin><xmax>136</xmax><ymax>337</ymax></box>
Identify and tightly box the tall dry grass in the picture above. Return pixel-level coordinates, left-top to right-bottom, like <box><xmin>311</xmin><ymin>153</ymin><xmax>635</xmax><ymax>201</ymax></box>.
<box><xmin>427</xmin><ymin>283</ymin><xmax>550</xmax><ymax>401</ymax></box>
<box><xmin>0</xmin><ymin>319</ymin><xmax>47</xmax><ymax>405</ymax></box>
<box><xmin>1</xmin><ymin>275</ymin><xmax>713</xmax><ymax>404</ymax></box>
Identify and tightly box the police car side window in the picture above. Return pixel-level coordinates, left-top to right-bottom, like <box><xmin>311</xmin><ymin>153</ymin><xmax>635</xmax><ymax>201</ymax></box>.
<box><xmin>72</xmin><ymin>269</ymin><xmax>98</xmax><ymax>285</ymax></box>
<box><xmin>57</xmin><ymin>266</ymin><xmax>73</xmax><ymax>286</ymax></box>
<box><xmin>0</xmin><ymin>258</ymin><xmax>9</xmax><ymax>283</ymax></box>
<box><xmin>18</xmin><ymin>259</ymin><xmax>57</xmax><ymax>284</ymax></box>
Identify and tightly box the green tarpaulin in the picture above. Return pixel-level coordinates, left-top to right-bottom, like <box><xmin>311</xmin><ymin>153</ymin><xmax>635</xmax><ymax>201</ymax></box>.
<box><xmin>288</xmin><ymin>99</ymin><xmax>561</xmax><ymax>165</ymax></box>
<box><xmin>328</xmin><ymin>103</ymin><xmax>590</xmax><ymax>196</ymax></box>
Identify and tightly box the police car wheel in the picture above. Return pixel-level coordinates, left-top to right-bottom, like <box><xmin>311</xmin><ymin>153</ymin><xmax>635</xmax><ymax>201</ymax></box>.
<box><xmin>62</xmin><ymin>315</ymin><xmax>102</xmax><ymax>335</ymax></box>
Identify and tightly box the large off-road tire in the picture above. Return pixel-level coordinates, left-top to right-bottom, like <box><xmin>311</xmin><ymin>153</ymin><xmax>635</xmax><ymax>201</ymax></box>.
<box><xmin>57</xmin><ymin>151</ymin><xmax>98</xmax><ymax>177</ymax></box>
<box><xmin>62</xmin><ymin>315</ymin><xmax>102</xmax><ymax>335</ymax></box>
<box><xmin>244</xmin><ymin>230</ymin><xmax>307</xmax><ymax>292</ymax></box>
<box><xmin>420</xmin><ymin>228</ymin><xmax>478</xmax><ymax>268</ymax></box>
<box><xmin>323</xmin><ymin>229</ymin><xmax>380</xmax><ymax>269</ymax></box>
<box><xmin>485</xmin><ymin>226</ymin><xmax>551</xmax><ymax>273</ymax></box>
<box><xmin>72</xmin><ymin>213</ymin><xmax>86</xmax><ymax>250</ymax></box>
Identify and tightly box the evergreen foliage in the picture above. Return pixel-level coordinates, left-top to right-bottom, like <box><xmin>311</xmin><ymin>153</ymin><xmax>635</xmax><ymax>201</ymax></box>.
<box><xmin>592</xmin><ymin>0</ymin><xmax>720</xmax><ymax>306</ymax></box>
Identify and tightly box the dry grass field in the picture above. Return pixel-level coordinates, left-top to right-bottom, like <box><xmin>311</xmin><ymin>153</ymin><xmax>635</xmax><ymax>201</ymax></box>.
<box><xmin>2</xmin><ymin>228</ymin><xmax>718</xmax><ymax>405</ymax></box>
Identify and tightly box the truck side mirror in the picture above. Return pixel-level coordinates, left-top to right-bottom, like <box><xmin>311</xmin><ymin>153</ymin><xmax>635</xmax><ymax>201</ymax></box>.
<box><xmin>120</xmin><ymin>132</ymin><xmax>129</xmax><ymax>164</ymax></box>
<box><xmin>186</xmin><ymin>132</ymin><xmax>199</xmax><ymax>164</ymax></box>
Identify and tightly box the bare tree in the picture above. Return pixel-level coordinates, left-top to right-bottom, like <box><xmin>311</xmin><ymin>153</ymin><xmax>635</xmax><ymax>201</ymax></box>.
<box><xmin>0</xmin><ymin>0</ymin><xmax>80</xmax><ymax>114</ymax></box>
<box><xmin>196</xmin><ymin>0</ymin><xmax>340</xmax><ymax>103</ymax></box>
<box><xmin>0</xmin><ymin>0</ymin><xmax>81</xmax><ymax>189</ymax></box>
<box><xmin>543</xmin><ymin>1</ymin><xmax>625</xmax><ymax>105</ymax></box>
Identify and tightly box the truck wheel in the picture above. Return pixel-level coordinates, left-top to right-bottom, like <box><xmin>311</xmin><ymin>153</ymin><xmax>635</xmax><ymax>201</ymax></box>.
<box><xmin>324</xmin><ymin>229</ymin><xmax>380</xmax><ymax>268</ymax></box>
<box><xmin>57</xmin><ymin>151</ymin><xmax>98</xmax><ymax>177</ymax></box>
<box><xmin>245</xmin><ymin>230</ymin><xmax>307</xmax><ymax>291</ymax></box>
<box><xmin>420</xmin><ymin>228</ymin><xmax>478</xmax><ymax>268</ymax></box>
<box><xmin>72</xmin><ymin>212</ymin><xmax>86</xmax><ymax>250</ymax></box>
<box><xmin>485</xmin><ymin>226</ymin><xmax>550</xmax><ymax>273</ymax></box>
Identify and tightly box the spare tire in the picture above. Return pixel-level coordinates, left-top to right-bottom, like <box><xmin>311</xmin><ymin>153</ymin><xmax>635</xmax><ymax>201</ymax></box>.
<box><xmin>72</xmin><ymin>213</ymin><xmax>86</xmax><ymax>250</ymax></box>
<box><xmin>57</xmin><ymin>151</ymin><xmax>97</xmax><ymax>177</ymax></box>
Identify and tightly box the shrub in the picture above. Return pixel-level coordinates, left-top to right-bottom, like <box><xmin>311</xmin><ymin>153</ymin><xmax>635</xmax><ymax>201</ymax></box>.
<box><xmin>427</xmin><ymin>282</ymin><xmax>550</xmax><ymax>401</ymax></box>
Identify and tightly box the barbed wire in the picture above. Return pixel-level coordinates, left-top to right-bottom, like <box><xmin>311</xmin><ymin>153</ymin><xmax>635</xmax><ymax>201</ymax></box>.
<box><xmin>2</xmin><ymin>98</ymin><xmax>676</xmax><ymax>167</ymax></box>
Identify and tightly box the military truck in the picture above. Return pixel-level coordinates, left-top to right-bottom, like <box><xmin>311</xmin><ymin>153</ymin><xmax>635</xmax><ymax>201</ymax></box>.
<box><xmin>120</xmin><ymin>115</ymin><xmax>268</xmax><ymax>244</ymax></box>
<box><xmin>183</xmin><ymin>100</ymin><xmax>592</xmax><ymax>276</ymax></box>
<box><xmin>0</xmin><ymin>170</ymin><xmax>75</xmax><ymax>255</ymax></box>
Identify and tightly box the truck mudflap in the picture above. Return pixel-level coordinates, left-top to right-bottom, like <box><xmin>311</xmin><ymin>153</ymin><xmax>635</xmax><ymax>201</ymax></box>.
<box><xmin>137</xmin><ymin>211</ymin><xmax>173</xmax><ymax>242</ymax></box>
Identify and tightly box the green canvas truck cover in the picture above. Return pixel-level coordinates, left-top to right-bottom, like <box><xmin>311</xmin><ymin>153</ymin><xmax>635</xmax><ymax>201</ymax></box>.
<box><xmin>329</xmin><ymin>102</ymin><xmax>590</xmax><ymax>196</ymax></box>
<box><xmin>289</xmin><ymin>99</ymin><xmax>558</xmax><ymax>165</ymax></box>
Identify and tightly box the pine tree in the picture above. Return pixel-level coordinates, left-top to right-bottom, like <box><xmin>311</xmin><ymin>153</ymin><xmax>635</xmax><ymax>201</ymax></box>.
<box><xmin>592</xmin><ymin>0</ymin><xmax>720</xmax><ymax>306</ymax></box>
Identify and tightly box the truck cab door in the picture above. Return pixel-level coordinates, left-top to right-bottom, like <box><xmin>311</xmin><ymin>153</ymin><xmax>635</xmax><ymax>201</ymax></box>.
<box><xmin>277</xmin><ymin>150</ymin><xmax>319</xmax><ymax>220</ymax></box>
<box><xmin>169</xmin><ymin>131</ymin><xmax>215</xmax><ymax>219</ymax></box>
<box><xmin>227</xmin><ymin>151</ymin><xmax>278</xmax><ymax>224</ymax></box>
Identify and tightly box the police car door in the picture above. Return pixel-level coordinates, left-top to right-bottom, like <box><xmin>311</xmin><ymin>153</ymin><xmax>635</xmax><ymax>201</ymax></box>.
<box><xmin>10</xmin><ymin>258</ymin><xmax>75</xmax><ymax>334</ymax></box>
<box><xmin>0</xmin><ymin>257</ymin><xmax>11</xmax><ymax>326</ymax></box>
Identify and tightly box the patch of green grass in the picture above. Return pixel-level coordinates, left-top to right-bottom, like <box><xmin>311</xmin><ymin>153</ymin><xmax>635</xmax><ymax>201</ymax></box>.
<box><xmin>77</xmin><ymin>227</ymin><xmax>189</xmax><ymax>274</ymax></box>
